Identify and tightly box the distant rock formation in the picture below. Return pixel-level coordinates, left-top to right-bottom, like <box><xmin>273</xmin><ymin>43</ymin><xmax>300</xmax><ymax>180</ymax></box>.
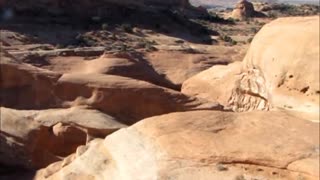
<box><xmin>231</xmin><ymin>0</ymin><xmax>265</xmax><ymax>20</ymax></box>
<box><xmin>4</xmin><ymin>0</ymin><xmax>193</xmax><ymax>19</ymax></box>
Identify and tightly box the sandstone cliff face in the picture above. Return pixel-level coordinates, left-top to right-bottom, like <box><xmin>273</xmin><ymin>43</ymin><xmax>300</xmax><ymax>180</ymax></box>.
<box><xmin>182</xmin><ymin>16</ymin><xmax>319</xmax><ymax>120</ymax></box>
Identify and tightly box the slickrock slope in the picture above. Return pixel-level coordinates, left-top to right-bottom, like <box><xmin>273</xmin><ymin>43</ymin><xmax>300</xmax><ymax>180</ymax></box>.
<box><xmin>1</xmin><ymin>50</ymin><xmax>221</xmax><ymax>124</ymax></box>
<box><xmin>36</xmin><ymin>110</ymin><xmax>320</xmax><ymax>180</ymax></box>
<box><xmin>1</xmin><ymin>46</ymin><xmax>222</xmax><ymax>177</ymax></box>
<box><xmin>145</xmin><ymin>50</ymin><xmax>230</xmax><ymax>89</ymax></box>
<box><xmin>182</xmin><ymin>62</ymin><xmax>242</xmax><ymax>106</ymax></box>
<box><xmin>65</xmin><ymin>53</ymin><xmax>180</xmax><ymax>90</ymax></box>
<box><xmin>0</xmin><ymin>51</ymin><xmax>62</xmax><ymax>109</ymax></box>
<box><xmin>182</xmin><ymin>16</ymin><xmax>320</xmax><ymax>120</ymax></box>
<box><xmin>1</xmin><ymin>1</ymin><xmax>319</xmax><ymax>179</ymax></box>
<box><xmin>0</xmin><ymin>107</ymin><xmax>126</xmax><ymax>169</ymax></box>
<box><xmin>55</xmin><ymin>73</ymin><xmax>221</xmax><ymax>124</ymax></box>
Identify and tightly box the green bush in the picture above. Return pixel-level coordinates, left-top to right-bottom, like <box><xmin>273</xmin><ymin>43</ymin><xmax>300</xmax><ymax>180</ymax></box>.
<box><xmin>101</xmin><ymin>23</ymin><xmax>109</xmax><ymax>30</ymax></box>
<box><xmin>251</xmin><ymin>27</ymin><xmax>258</xmax><ymax>33</ymax></box>
<box><xmin>221</xmin><ymin>35</ymin><xmax>237</xmax><ymax>46</ymax></box>
<box><xmin>121</xmin><ymin>24</ymin><xmax>133</xmax><ymax>33</ymax></box>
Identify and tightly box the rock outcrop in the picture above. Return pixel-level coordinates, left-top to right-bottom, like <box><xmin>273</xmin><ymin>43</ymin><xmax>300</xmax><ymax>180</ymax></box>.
<box><xmin>241</xmin><ymin>16</ymin><xmax>319</xmax><ymax>116</ymax></box>
<box><xmin>145</xmin><ymin>50</ymin><xmax>230</xmax><ymax>89</ymax></box>
<box><xmin>1</xmin><ymin>50</ymin><xmax>222</xmax><ymax>124</ymax></box>
<box><xmin>35</xmin><ymin>110</ymin><xmax>320</xmax><ymax>180</ymax></box>
<box><xmin>0</xmin><ymin>47</ymin><xmax>222</xmax><ymax>172</ymax></box>
<box><xmin>1</xmin><ymin>2</ymin><xmax>319</xmax><ymax>179</ymax></box>
<box><xmin>0</xmin><ymin>51</ymin><xmax>62</xmax><ymax>109</ymax></box>
<box><xmin>55</xmin><ymin>73</ymin><xmax>221</xmax><ymax>124</ymax></box>
<box><xmin>0</xmin><ymin>107</ymin><xmax>126</xmax><ymax>169</ymax></box>
<box><xmin>182</xmin><ymin>16</ymin><xmax>319</xmax><ymax>120</ymax></box>
<box><xmin>182</xmin><ymin>62</ymin><xmax>242</xmax><ymax>107</ymax></box>
<box><xmin>231</xmin><ymin>0</ymin><xmax>265</xmax><ymax>20</ymax></box>
<box><xmin>231</xmin><ymin>0</ymin><xmax>255</xmax><ymax>20</ymax></box>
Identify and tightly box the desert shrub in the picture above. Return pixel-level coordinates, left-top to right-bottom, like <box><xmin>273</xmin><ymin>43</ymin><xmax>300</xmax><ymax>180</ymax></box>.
<box><xmin>120</xmin><ymin>24</ymin><xmax>133</xmax><ymax>33</ymax></box>
<box><xmin>227</xmin><ymin>17</ymin><xmax>237</xmax><ymax>23</ymax></box>
<box><xmin>269</xmin><ymin>3</ymin><xmax>319</xmax><ymax>16</ymax></box>
<box><xmin>247</xmin><ymin>37</ymin><xmax>253</xmax><ymax>43</ymax></box>
<box><xmin>55</xmin><ymin>44</ymin><xmax>65</xmax><ymax>49</ymax></box>
<box><xmin>101</xmin><ymin>23</ymin><xmax>109</xmax><ymax>30</ymax></box>
<box><xmin>235</xmin><ymin>175</ymin><xmax>246</xmax><ymax>180</ymax></box>
<box><xmin>205</xmin><ymin>12</ymin><xmax>236</xmax><ymax>24</ymax></box>
<box><xmin>272</xmin><ymin>4</ymin><xmax>295</xmax><ymax>13</ymax></box>
<box><xmin>75</xmin><ymin>34</ymin><xmax>96</xmax><ymax>47</ymax></box>
<box><xmin>154</xmin><ymin>23</ymin><xmax>161</xmax><ymax>29</ymax></box>
<box><xmin>216</xmin><ymin>163</ymin><xmax>228</xmax><ymax>171</ymax></box>
<box><xmin>145</xmin><ymin>43</ymin><xmax>157</xmax><ymax>52</ymax></box>
<box><xmin>251</xmin><ymin>27</ymin><xmax>258</xmax><ymax>33</ymax></box>
<box><xmin>221</xmin><ymin>35</ymin><xmax>237</xmax><ymax>45</ymax></box>
<box><xmin>268</xmin><ymin>12</ymin><xmax>278</xmax><ymax>19</ymax></box>
<box><xmin>119</xmin><ymin>44</ymin><xmax>128</xmax><ymax>52</ymax></box>
<box><xmin>135</xmin><ymin>40</ymin><xmax>157</xmax><ymax>52</ymax></box>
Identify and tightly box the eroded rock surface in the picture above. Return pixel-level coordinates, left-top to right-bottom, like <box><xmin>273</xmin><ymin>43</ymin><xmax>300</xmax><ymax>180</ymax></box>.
<box><xmin>182</xmin><ymin>16</ymin><xmax>319</xmax><ymax>119</ymax></box>
<box><xmin>36</xmin><ymin>110</ymin><xmax>319</xmax><ymax>180</ymax></box>
<box><xmin>56</xmin><ymin>73</ymin><xmax>222</xmax><ymax>124</ymax></box>
<box><xmin>0</xmin><ymin>107</ymin><xmax>126</xmax><ymax>169</ymax></box>
<box><xmin>1</xmin><ymin>50</ymin><xmax>221</xmax><ymax>124</ymax></box>
<box><xmin>231</xmin><ymin>0</ymin><xmax>256</xmax><ymax>20</ymax></box>
<box><xmin>231</xmin><ymin>0</ymin><xmax>266</xmax><ymax>20</ymax></box>
<box><xmin>0</xmin><ymin>51</ymin><xmax>61</xmax><ymax>109</ymax></box>
<box><xmin>241</xmin><ymin>16</ymin><xmax>319</xmax><ymax>116</ymax></box>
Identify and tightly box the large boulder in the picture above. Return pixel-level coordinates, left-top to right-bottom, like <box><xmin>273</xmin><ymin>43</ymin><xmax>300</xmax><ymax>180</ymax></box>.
<box><xmin>35</xmin><ymin>110</ymin><xmax>319</xmax><ymax>180</ymax></box>
<box><xmin>182</xmin><ymin>62</ymin><xmax>242</xmax><ymax>107</ymax></box>
<box><xmin>0</xmin><ymin>107</ymin><xmax>126</xmax><ymax>170</ymax></box>
<box><xmin>239</xmin><ymin>16</ymin><xmax>319</xmax><ymax>115</ymax></box>
<box><xmin>182</xmin><ymin>16</ymin><xmax>320</xmax><ymax>120</ymax></box>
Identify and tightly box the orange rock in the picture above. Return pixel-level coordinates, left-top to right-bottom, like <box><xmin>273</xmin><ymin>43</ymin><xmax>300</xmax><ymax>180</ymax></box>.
<box><xmin>36</xmin><ymin>110</ymin><xmax>319</xmax><ymax>180</ymax></box>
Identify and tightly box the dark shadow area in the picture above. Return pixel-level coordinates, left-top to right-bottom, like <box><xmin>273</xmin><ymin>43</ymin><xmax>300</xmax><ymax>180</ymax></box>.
<box><xmin>0</xmin><ymin>165</ymin><xmax>35</xmax><ymax>180</ymax></box>
<box><xmin>0</xmin><ymin>133</ymin><xmax>36</xmax><ymax>180</ymax></box>
<box><xmin>0</xmin><ymin>2</ymin><xmax>218</xmax><ymax>46</ymax></box>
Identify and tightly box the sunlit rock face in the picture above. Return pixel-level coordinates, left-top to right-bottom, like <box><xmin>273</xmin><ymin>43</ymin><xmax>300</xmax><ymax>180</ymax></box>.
<box><xmin>182</xmin><ymin>16</ymin><xmax>319</xmax><ymax>120</ymax></box>
<box><xmin>35</xmin><ymin>110</ymin><xmax>319</xmax><ymax>180</ymax></box>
